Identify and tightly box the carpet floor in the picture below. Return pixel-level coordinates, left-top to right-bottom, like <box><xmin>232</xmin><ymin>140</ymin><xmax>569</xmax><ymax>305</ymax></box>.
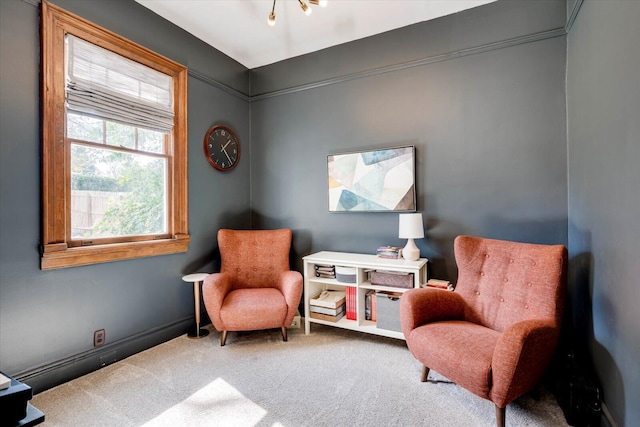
<box><xmin>31</xmin><ymin>324</ymin><xmax>569</xmax><ymax>426</ymax></box>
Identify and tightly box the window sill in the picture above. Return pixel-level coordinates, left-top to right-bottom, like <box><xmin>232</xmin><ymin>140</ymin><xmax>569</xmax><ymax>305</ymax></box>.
<box><xmin>40</xmin><ymin>234</ymin><xmax>190</xmax><ymax>270</ymax></box>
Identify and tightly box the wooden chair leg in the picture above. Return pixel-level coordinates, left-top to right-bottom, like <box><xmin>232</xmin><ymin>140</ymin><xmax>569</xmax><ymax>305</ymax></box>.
<box><xmin>421</xmin><ymin>366</ymin><xmax>430</xmax><ymax>382</ymax></box>
<box><xmin>281</xmin><ymin>326</ymin><xmax>288</xmax><ymax>342</ymax></box>
<box><xmin>495</xmin><ymin>404</ymin><xmax>505</xmax><ymax>427</ymax></box>
<box><xmin>220</xmin><ymin>331</ymin><xmax>228</xmax><ymax>346</ymax></box>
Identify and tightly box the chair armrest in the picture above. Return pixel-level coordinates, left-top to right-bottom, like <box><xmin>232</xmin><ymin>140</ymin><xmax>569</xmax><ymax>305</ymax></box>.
<box><xmin>490</xmin><ymin>319</ymin><xmax>560</xmax><ymax>407</ymax></box>
<box><xmin>202</xmin><ymin>273</ymin><xmax>233</xmax><ymax>331</ymax></box>
<box><xmin>277</xmin><ymin>270</ymin><xmax>303</xmax><ymax>324</ymax></box>
<box><xmin>400</xmin><ymin>288</ymin><xmax>466</xmax><ymax>336</ymax></box>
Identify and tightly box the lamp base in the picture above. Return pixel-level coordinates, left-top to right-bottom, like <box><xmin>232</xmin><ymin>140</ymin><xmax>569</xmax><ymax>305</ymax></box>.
<box><xmin>402</xmin><ymin>238</ymin><xmax>420</xmax><ymax>261</ymax></box>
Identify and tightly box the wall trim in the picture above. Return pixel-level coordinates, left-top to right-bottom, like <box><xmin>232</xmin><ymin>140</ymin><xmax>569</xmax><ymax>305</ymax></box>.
<box><xmin>189</xmin><ymin>69</ymin><xmax>251</xmax><ymax>102</ymax></box>
<box><xmin>250</xmin><ymin>26</ymin><xmax>567</xmax><ymax>101</ymax></box>
<box><xmin>15</xmin><ymin>316</ymin><xmax>193</xmax><ymax>394</ymax></box>
<box><xmin>565</xmin><ymin>0</ymin><xmax>585</xmax><ymax>33</ymax></box>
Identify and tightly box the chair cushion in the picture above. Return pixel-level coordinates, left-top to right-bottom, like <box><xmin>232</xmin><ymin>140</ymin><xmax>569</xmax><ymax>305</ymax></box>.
<box><xmin>220</xmin><ymin>288</ymin><xmax>287</xmax><ymax>331</ymax></box>
<box><xmin>407</xmin><ymin>320</ymin><xmax>500</xmax><ymax>400</ymax></box>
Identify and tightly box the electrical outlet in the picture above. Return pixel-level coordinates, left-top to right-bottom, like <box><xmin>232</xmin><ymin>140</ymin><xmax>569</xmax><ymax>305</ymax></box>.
<box><xmin>94</xmin><ymin>329</ymin><xmax>105</xmax><ymax>347</ymax></box>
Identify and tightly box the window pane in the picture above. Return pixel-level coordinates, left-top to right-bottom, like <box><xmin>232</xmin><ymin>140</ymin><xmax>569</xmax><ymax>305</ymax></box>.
<box><xmin>71</xmin><ymin>144</ymin><xmax>167</xmax><ymax>239</ymax></box>
<box><xmin>138</xmin><ymin>128</ymin><xmax>165</xmax><ymax>154</ymax></box>
<box><xmin>67</xmin><ymin>113</ymin><xmax>103</xmax><ymax>143</ymax></box>
<box><xmin>106</xmin><ymin>121</ymin><xmax>135</xmax><ymax>149</ymax></box>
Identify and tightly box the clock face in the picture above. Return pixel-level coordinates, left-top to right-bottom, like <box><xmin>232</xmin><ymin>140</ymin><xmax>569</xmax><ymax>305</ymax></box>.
<box><xmin>204</xmin><ymin>125</ymin><xmax>240</xmax><ymax>171</ymax></box>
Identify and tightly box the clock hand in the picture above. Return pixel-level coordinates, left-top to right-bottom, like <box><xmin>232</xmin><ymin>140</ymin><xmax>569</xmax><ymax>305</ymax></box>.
<box><xmin>221</xmin><ymin>145</ymin><xmax>233</xmax><ymax>164</ymax></box>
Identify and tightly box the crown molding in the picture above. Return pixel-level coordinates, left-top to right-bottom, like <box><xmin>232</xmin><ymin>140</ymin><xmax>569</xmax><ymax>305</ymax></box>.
<box><xmin>565</xmin><ymin>0</ymin><xmax>585</xmax><ymax>33</ymax></box>
<box><xmin>251</xmin><ymin>26</ymin><xmax>567</xmax><ymax>101</ymax></box>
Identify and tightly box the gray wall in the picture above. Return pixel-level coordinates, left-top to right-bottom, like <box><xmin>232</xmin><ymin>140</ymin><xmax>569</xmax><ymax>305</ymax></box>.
<box><xmin>250</xmin><ymin>0</ymin><xmax>568</xmax><ymax>283</ymax></box>
<box><xmin>0</xmin><ymin>0</ymin><xmax>251</xmax><ymax>389</ymax></box>
<box><xmin>3</xmin><ymin>0</ymin><xmax>638</xmax><ymax>425</ymax></box>
<box><xmin>567</xmin><ymin>1</ymin><xmax>640</xmax><ymax>425</ymax></box>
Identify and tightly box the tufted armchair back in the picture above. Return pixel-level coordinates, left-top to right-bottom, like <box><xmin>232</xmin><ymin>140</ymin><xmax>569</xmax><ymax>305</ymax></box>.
<box><xmin>218</xmin><ymin>229</ymin><xmax>292</xmax><ymax>290</ymax></box>
<box><xmin>401</xmin><ymin>235</ymin><xmax>567</xmax><ymax>426</ymax></box>
<box><xmin>454</xmin><ymin>235</ymin><xmax>567</xmax><ymax>332</ymax></box>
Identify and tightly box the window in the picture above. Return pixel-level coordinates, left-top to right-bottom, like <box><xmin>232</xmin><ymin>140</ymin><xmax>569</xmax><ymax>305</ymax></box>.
<box><xmin>41</xmin><ymin>1</ymin><xmax>189</xmax><ymax>269</ymax></box>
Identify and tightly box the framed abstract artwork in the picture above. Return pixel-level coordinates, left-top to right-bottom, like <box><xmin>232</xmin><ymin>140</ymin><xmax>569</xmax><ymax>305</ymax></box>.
<box><xmin>327</xmin><ymin>145</ymin><xmax>416</xmax><ymax>212</ymax></box>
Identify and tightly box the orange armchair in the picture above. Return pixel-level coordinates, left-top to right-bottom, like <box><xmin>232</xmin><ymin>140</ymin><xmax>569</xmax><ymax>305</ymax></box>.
<box><xmin>202</xmin><ymin>229</ymin><xmax>303</xmax><ymax>346</ymax></box>
<box><xmin>400</xmin><ymin>235</ymin><xmax>567</xmax><ymax>427</ymax></box>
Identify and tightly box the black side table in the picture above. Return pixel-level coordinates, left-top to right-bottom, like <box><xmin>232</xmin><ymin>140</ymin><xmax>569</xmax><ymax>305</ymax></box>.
<box><xmin>0</xmin><ymin>373</ymin><xmax>44</xmax><ymax>426</ymax></box>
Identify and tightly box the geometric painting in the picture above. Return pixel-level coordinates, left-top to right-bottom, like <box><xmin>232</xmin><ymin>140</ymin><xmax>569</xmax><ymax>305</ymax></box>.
<box><xmin>327</xmin><ymin>145</ymin><xmax>416</xmax><ymax>212</ymax></box>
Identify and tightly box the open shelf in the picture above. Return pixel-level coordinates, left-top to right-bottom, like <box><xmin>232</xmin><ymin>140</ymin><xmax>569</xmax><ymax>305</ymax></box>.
<box><xmin>303</xmin><ymin>251</ymin><xmax>428</xmax><ymax>341</ymax></box>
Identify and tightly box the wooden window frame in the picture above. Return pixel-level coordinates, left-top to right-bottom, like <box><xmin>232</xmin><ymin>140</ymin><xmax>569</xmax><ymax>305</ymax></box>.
<box><xmin>41</xmin><ymin>1</ymin><xmax>189</xmax><ymax>269</ymax></box>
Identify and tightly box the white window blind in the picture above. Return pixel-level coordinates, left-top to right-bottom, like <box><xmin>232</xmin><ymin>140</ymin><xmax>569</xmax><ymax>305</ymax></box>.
<box><xmin>65</xmin><ymin>35</ymin><xmax>174</xmax><ymax>133</ymax></box>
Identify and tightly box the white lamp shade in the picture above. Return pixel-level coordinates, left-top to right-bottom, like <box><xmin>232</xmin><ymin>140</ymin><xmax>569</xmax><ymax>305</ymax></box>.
<box><xmin>398</xmin><ymin>213</ymin><xmax>425</xmax><ymax>239</ymax></box>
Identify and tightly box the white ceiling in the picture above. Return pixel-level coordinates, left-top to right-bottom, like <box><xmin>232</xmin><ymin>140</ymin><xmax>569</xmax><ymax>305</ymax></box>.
<box><xmin>135</xmin><ymin>0</ymin><xmax>496</xmax><ymax>69</ymax></box>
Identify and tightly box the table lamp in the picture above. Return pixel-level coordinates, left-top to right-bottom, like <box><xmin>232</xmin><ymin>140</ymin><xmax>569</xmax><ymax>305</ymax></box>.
<box><xmin>399</xmin><ymin>213</ymin><xmax>424</xmax><ymax>261</ymax></box>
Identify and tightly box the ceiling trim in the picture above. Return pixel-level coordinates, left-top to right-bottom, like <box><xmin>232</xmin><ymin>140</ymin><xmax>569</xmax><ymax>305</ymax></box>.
<box><xmin>565</xmin><ymin>0</ymin><xmax>585</xmax><ymax>33</ymax></box>
<box><xmin>189</xmin><ymin>69</ymin><xmax>251</xmax><ymax>102</ymax></box>
<box><xmin>250</xmin><ymin>26</ymin><xmax>567</xmax><ymax>101</ymax></box>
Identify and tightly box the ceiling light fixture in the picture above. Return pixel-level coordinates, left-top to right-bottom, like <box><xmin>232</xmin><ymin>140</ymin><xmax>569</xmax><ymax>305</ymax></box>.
<box><xmin>298</xmin><ymin>0</ymin><xmax>312</xmax><ymax>16</ymax></box>
<box><xmin>267</xmin><ymin>0</ymin><xmax>327</xmax><ymax>27</ymax></box>
<box><xmin>268</xmin><ymin>0</ymin><xmax>276</xmax><ymax>26</ymax></box>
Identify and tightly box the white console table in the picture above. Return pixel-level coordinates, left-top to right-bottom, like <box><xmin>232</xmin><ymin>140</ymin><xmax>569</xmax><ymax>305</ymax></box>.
<box><xmin>303</xmin><ymin>251</ymin><xmax>428</xmax><ymax>340</ymax></box>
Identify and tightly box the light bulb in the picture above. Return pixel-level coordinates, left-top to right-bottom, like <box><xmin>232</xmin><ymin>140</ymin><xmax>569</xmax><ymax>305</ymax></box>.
<box><xmin>299</xmin><ymin>1</ymin><xmax>312</xmax><ymax>16</ymax></box>
<box><xmin>319</xmin><ymin>0</ymin><xmax>328</xmax><ymax>6</ymax></box>
<box><xmin>268</xmin><ymin>11</ymin><xmax>276</xmax><ymax>26</ymax></box>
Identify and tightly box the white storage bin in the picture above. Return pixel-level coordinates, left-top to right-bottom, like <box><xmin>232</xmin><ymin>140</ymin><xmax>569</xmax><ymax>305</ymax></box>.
<box><xmin>335</xmin><ymin>266</ymin><xmax>357</xmax><ymax>283</ymax></box>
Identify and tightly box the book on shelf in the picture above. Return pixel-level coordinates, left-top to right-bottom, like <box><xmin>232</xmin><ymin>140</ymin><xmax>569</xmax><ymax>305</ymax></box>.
<box><xmin>314</xmin><ymin>264</ymin><xmax>336</xmax><ymax>278</ymax></box>
<box><xmin>371</xmin><ymin>290</ymin><xmax>377</xmax><ymax>321</ymax></box>
<box><xmin>364</xmin><ymin>289</ymin><xmax>377</xmax><ymax>321</ymax></box>
<box><xmin>310</xmin><ymin>303</ymin><xmax>345</xmax><ymax>316</ymax></box>
<box><xmin>309</xmin><ymin>311</ymin><xmax>345</xmax><ymax>322</ymax></box>
<box><xmin>425</xmin><ymin>279</ymin><xmax>455</xmax><ymax>291</ymax></box>
<box><xmin>346</xmin><ymin>286</ymin><xmax>357</xmax><ymax>320</ymax></box>
<box><xmin>310</xmin><ymin>290</ymin><xmax>346</xmax><ymax>308</ymax></box>
<box><xmin>314</xmin><ymin>264</ymin><xmax>334</xmax><ymax>270</ymax></box>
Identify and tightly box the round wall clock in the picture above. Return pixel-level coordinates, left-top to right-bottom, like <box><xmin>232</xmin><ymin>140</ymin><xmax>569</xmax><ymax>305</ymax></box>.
<box><xmin>204</xmin><ymin>125</ymin><xmax>240</xmax><ymax>171</ymax></box>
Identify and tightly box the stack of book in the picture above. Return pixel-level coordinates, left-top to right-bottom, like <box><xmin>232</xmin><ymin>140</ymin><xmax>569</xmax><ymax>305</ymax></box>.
<box><xmin>376</xmin><ymin>246</ymin><xmax>402</xmax><ymax>259</ymax></box>
<box><xmin>314</xmin><ymin>264</ymin><xmax>336</xmax><ymax>279</ymax></box>
<box><xmin>309</xmin><ymin>290</ymin><xmax>346</xmax><ymax>322</ymax></box>
<box><xmin>425</xmin><ymin>279</ymin><xmax>455</xmax><ymax>291</ymax></box>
